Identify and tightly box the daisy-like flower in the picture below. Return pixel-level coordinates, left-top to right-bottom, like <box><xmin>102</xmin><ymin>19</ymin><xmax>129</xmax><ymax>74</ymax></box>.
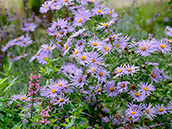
<box><xmin>62</xmin><ymin>84</ymin><xmax>74</xmax><ymax>94</ymax></box>
<box><xmin>123</xmin><ymin>64</ymin><xmax>139</xmax><ymax>76</ymax></box>
<box><xmin>105</xmin><ymin>8</ymin><xmax>118</xmax><ymax>18</ymax></box>
<box><xmin>87</xmin><ymin>0</ymin><xmax>98</xmax><ymax>4</ymax></box>
<box><xmin>100</xmin><ymin>42</ymin><xmax>112</xmax><ymax>55</ymax></box>
<box><xmin>143</xmin><ymin>103</ymin><xmax>156</xmax><ymax>121</ymax></box>
<box><xmin>53</xmin><ymin>94</ymin><xmax>69</xmax><ymax>108</ymax></box>
<box><xmin>71</xmin><ymin>46</ymin><xmax>84</xmax><ymax>57</ymax></box>
<box><xmin>36</xmin><ymin>51</ymin><xmax>52</xmax><ymax>65</ymax></box>
<box><xmin>136</xmin><ymin>40</ymin><xmax>151</xmax><ymax>56</ymax></box>
<box><xmin>92</xmin><ymin>5</ymin><xmax>106</xmax><ymax>16</ymax></box>
<box><xmin>155</xmin><ymin>104</ymin><xmax>167</xmax><ymax>115</ymax></box>
<box><xmin>77</xmin><ymin>52</ymin><xmax>89</xmax><ymax>65</ymax></box>
<box><xmin>156</xmin><ymin>40</ymin><xmax>171</xmax><ymax>54</ymax></box>
<box><xmin>114</xmin><ymin>65</ymin><xmax>125</xmax><ymax>78</ymax></box>
<box><xmin>87</xmin><ymin>51</ymin><xmax>104</xmax><ymax>65</ymax></box>
<box><xmin>70</xmin><ymin>28</ymin><xmax>86</xmax><ymax>38</ymax></box>
<box><xmin>89</xmin><ymin>38</ymin><xmax>103</xmax><ymax>49</ymax></box>
<box><xmin>145</xmin><ymin>62</ymin><xmax>159</xmax><ymax>66</ymax></box>
<box><xmin>70</xmin><ymin>69</ymin><xmax>88</xmax><ymax>88</ymax></box>
<box><xmin>21</xmin><ymin>23</ymin><xmax>37</xmax><ymax>32</ymax></box>
<box><xmin>94</xmin><ymin>84</ymin><xmax>102</xmax><ymax>95</ymax></box>
<box><xmin>96</xmin><ymin>19</ymin><xmax>115</xmax><ymax>30</ymax></box>
<box><xmin>104</xmin><ymin>81</ymin><xmax>118</xmax><ymax>97</ymax></box>
<box><xmin>16</xmin><ymin>36</ymin><xmax>32</xmax><ymax>47</ymax></box>
<box><xmin>125</xmin><ymin>102</ymin><xmax>143</xmax><ymax>122</ymax></box>
<box><xmin>96</xmin><ymin>67</ymin><xmax>110</xmax><ymax>84</ymax></box>
<box><xmin>130</xmin><ymin>90</ymin><xmax>146</xmax><ymax>102</ymax></box>
<box><xmin>117</xmin><ymin>81</ymin><xmax>130</xmax><ymax>93</ymax></box>
<box><xmin>40</xmin><ymin>1</ymin><xmax>52</xmax><ymax>13</ymax></box>
<box><xmin>41</xmin><ymin>42</ymin><xmax>56</xmax><ymax>52</ymax></box>
<box><xmin>86</xmin><ymin>64</ymin><xmax>98</xmax><ymax>75</ymax></box>
<box><xmin>138</xmin><ymin>82</ymin><xmax>155</xmax><ymax>96</ymax></box>
<box><xmin>49</xmin><ymin>2</ymin><xmax>62</xmax><ymax>10</ymax></box>
<box><xmin>63</xmin><ymin>38</ymin><xmax>72</xmax><ymax>55</ymax></box>
<box><xmin>150</xmin><ymin>68</ymin><xmax>163</xmax><ymax>83</ymax></box>
<box><xmin>14</xmin><ymin>53</ymin><xmax>28</xmax><ymax>61</ymax></box>
<box><xmin>60</xmin><ymin>0</ymin><xmax>73</xmax><ymax>6</ymax></box>
<box><xmin>47</xmin><ymin>85</ymin><xmax>60</xmax><ymax>99</ymax></box>
<box><xmin>165</xmin><ymin>26</ymin><xmax>172</xmax><ymax>37</ymax></box>
<box><xmin>73</xmin><ymin>15</ymin><xmax>86</xmax><ymax>27</ymax></box>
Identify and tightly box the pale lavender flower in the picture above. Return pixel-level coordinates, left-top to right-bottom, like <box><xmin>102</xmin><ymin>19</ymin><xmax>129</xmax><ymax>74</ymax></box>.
<box><xmin>138</xmin><ymin>82</ymin><xmax>155</xmax><ymax>96</ymax></box>
<box><xmin>104</xmin><ymin>81</ymin><xmax>118</xmax><ymax>97</ymax></box>
<box><xmin>143</xmin><ymin>103</ymin><xmax>156</xmax><ymax>121</ymax></box>
<box><xmin>155</xmin><ymin>104</ymin><xmax>167</xmax><ymax>115</ymax></box>
<box><xmin>117</xmin><ymin>81</ymin><xmax>130</xmax><ymax>93</ymax></box>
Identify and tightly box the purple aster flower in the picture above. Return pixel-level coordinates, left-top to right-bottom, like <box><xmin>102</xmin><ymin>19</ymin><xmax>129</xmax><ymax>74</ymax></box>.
<box><xmin>87</xmin><ymin>51</ymin><xmax>103</xmax><ymax>65</ymax></box>
<box><xmin>96</xmin><ymin>67</ymin><xmax>110</xmax><ymax>84</ymax></box>
<box><xmin>16</xmin><ymin>36</ymin><xmax>32</xmax><ymax>47</ymax></box>
<box><xmin>41</xmin><ymin>42</ymin><xmax>56</xmax><ymax>52</ymax></box>
<box><xmin>60</xmin><ymin>0</ymin><xmax>73</xmax><ymax>6</ymax></box>
<box><xmin>47</xmin><ymin>84</ymin><xmax>60</xmax><ymax>99</ymax></box>
<box><xmin>123</xmin><ymin>64</ymin><xmax>139</xmax><ymax>76</ymax></box>
<box><xmin>155</xmin><ymin>40</ymin><xmax>171</xmax><ymax>54</ymax></box>
<box><xmin>49</xmin><ymin>2</ymin><xmax>62</xmax><ymax>10</ymax></box>
<box><xmin>14</xmin><ymin>53</ymin><xmax>28</xmax><ymax>61</ymax></box>
<box><xmin>89</xmin><ymin>38</ymin><xmax>102</xmax><ymax>49</ymax></box>
<box><xmin>165</xmin><ymin>26</ymin><xmax>172</xmax><ymax>37</ymax></box>
<box><xmin>21</xmin><ymin>23</ymin><xmax>37</xmax><ymax>32</ymax></box>
<box><xmin>138</xmin><ymin>82</ymin><xmax>155</xmax><ymax>96</ymax></box>
<box><xmin>96</xmin><ymin>19</ymin><xmax>115</xmax><ymax>30</ymax></box>
<box><xmin>145</xmin><ymin>62</ymin><xmax>159</xmax><ymax>66</ymax></box>
<box><xmin>40</xmin><ymin>1</ymin><xmax>52</xmax><ymax>13</ymax></box>
<box><xmin>69</xmin><ymin>69</ymin><xmax>88</xmax><ymax>88</ymax></box>
<box><xmin>143</xmin><ymin>103</ymin><xmax>156</xmax><ymax>121</ymax></box>
<box><xmin>36</xmin><ymin>51</ymin><xmax>52</xmax><ymax>64</ymax></box>
<box><xmin>100</xmin><ymin>42</ymin><xmax>112</xmax><ymax>55</ymax></box>
<box><xmin>155</xmin><ymin>104</ymin><xmax>167</xmax><ymax>115</ymax></box>
<box><xmin>105</xmin><ymin>8</ymin><xmax>118</xmax><ymax>18</ymax></box>
<box><xmin>76</xmin><ymin>52</ymin><xmax>89</xmax><ymax>65</ymax></box>
<box><xmin>151</xmin><ymin>68</ymin><xmax>163</xmax><ymax>83</ymax></box>
<box><xmin>53</xmin><ymin>94</ymin><xmax>69</xmax><ymax>108</ymax></box>
<box><xmin>117</xmin><ymin>81</ymin><xmax>130</xmax><ymax>93</ymax></box>
<box><xmin>114</xmin><ymin>65</ymin><xmax>125</xmax><ymax>78</ymax></box>
<box><xmin>104</xmin><ymin>81</ymin><xmax>118</xmax><ymax>97</ymax></box>
<box><xmin>130</xmin><ymin>90</ymin><xmax>146</xmax><ymax>102</ymax></box>
<box><xmin>125</xmin><ymin>102</ymin><xmax>143</xmax><ymax>122</ymax></box>
<box><xmin>70</xmin><ymin>46</ymin><xmax>84</xmax><ymax>57</ymax></box>
<box><xmin>92</xmin><ymin>5</ymin><xmax>106</xmax><ymax>16</ymax></box>
<box><xmin>73</xmin><ymin>15</ymin><xmax>86</xmax><ymax>27</ymax></box>
<box><xmin>136</xmin><ymin>40</ymin><xmax>151</xmax><ymax>56</ymax></box>
<box><xmin>86</xmin><ymin>64</ymin><xmax>98</xmax><ymax>75</ymax></box>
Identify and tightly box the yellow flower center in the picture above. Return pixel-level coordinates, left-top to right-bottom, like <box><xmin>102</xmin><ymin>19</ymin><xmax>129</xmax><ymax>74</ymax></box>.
<box><xmin>92</xmin><ymin>42</ymin><xmax>97</xmax><ymax>46</ymax></box>
<box><xmin>74</xmin><ymin>50</ymin><xmax>78</xmax><ymax>54</ymax></box>
<box><xmin>81</xmin><ymin>56</ymin><xmax>86</xmax><ymax>60</ymax></box>
<box><xmin>104</xmin><ymin>46</ymin><xmax>107</xmax><ymax>50</ymax></box>
<box><xmin>78</xmin><ymin>42</ymin><xmax>82</xmax><ymax>46</ymax></box>
<box><xmin>158</xmin><ymin>108</ymin><xmax>163</xmax><ymax>112</ymax></box>
<box><xmin>118</xmin><ymin>69</ymin><xmax>122</xmax><ymax>73</ymax></box>
<box><xmin>130</xmin><ymin>111</ymin><xmax>135</xmax><ymax>115</ymax></box>
<box><xmin>115</xmin><ymin>44</ymin><xmax>119</xmax><ymax>48</ymax></box>
<box><xmin>58</xmin><ymin>83</ymin><xmax>62</xmax><ymax>86</ymax></box>
<box><xmin>45</xmin><ymin>5</ymin><xmax>49</xmax><ymax>8</ymax></box>
<box><xmin>103</xmin><ymin>23</ymin><xmax>108</xmax><ymax>27</ymax></box>
<box><xmin>121</xmin><ymin>84</ymin><xmax>125</xmax><ymax>88</ymax></box>
<box><xmin>141</xmin><ymin>46</ymin><xmax>146</xmax><ymax>51</ymax></box>
<box><xmin>43</xmin><ymin>57</ymin><xmax>47</xmax><ymax>60</ymax></box>
<box><xmin>88</xmin><ymin>99</ymin><xmax>91</xmax><ymax>102</ymax></box>
<box><xmin>20</xmin><ymin>55</ymin><xmax>23</xmax><ymax>58</ymax></box>
<box><xmin>16</xmin><ymin>38</ymin><xmax>19</xmax><ymax>40</ymax></box>
<box><xmin>27</xmin><ymin>27</ymin><xmax>31</xmax><ymax>29</ymax></box>
<box><xmin>146</xmin><ymin>109</ymin><xmax>150</xmax><ymax>114</ymax></box>
<box><xmin>65</xmin><ymin>85</ymin><xmax>68</xmax><ymax>89</ymax></box>
<box><xmin>22</xmin><ymin>97</ymin><xmax>27</xmax><ymax>100</ymax></box>
<box><xmin>109</xmin><ymin>87</ymin><xmax>114</xmax><ymax>92</ymax></box>
<box><xmin>160</xmin><ymin>44</ymin><xmax>165</xmax><ymax>49</ymax></box>
<box><xmin>90</xmin><ymin>0</ymin><xmax>94</xmax><ymax>2</ymax></box>
<box><xmin>23</xmin><ymin>41</ymin><xmax>26</xmax><ymax>44</ymax></box>
<box><xmin>97</xmin><ymin>88</ymin><xmax>101</xmax><ymax>92</ymax></box>
<box><xmin>91</xmin><ymin>68</ymin><xmax>95</xmax><ymax>72</ymax></box>
<box><xmin>109</xmin><ymin>11</ymin><xmax>112</xmax><ymax>15</ymax></box>
<box><xmin>78</xmin><ymin>78</ymin><xmax>82</xmax><ymax>82</ymax></box>
<box><xmin>134</xmin><ymin>92</ymin><xmax>140</xmax><ymax>97</ymax></box>
<box><xmin>60</xmin><ymin>98</ymin><xmax>64</xmax><ymax>102</ymax></box>
<box><xmin>57</xmin><ymin>41</ymin><xmax>59</xmax><ymax>44</ymax></box>
<box><xmin>64</xmin><ymin>0</ymin><xmax>68</xmax><ymax>2</ymax></box>
<box><xmin>105</xmin><ymin>47</ymin><xmax>109</xmax><ymax>51</ymax></box>
<box><xmin>144</xmin><ymin>87</ymin><xmax>149</xmax><ymax>91</ymax></box>
<box><xmin>171</xmin><ymin>31</ymin><xmax>172</xmax><ymax>34</ymax></box>
<box><xmin>99</xmin><ymin>72</ymin><xmax>103</xmax><ymax>77</ymax></box>
<box><xmin>64</xmin><ymin>45</ymin><xmax>68</xmax><ymax>50</ymax></box>
<box><xmin>46</xmin><ymin>47</ymin><xmax>50</xmax><ymax>50</ymax></box>
<box><xmin>92</xmin><ymin>59</ymin><xmax>96</xmax><ymax>63</ymax></box>
<box><xmin>152</xmin><ymin>74</ymin><xmax>156</xmax><ymax>78</ymax></box>
<box><xmin>127</xmin><ymin>68</ymin><xmax>132</xmax><ymax>71</ymax></box>
<box><xmin>97</xmin><ymin>10</ymin><xmax>101</xmax><ymax>13</ymax></box>
<box><xmin>52</xmin><ymin>89</ymin><xmax>56</xmax><ymax>93</ymax></box>
<box><xmin>78</xmin><ymin>19</ymin><xmax>82</xmax><ymax>23</ymax></box>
